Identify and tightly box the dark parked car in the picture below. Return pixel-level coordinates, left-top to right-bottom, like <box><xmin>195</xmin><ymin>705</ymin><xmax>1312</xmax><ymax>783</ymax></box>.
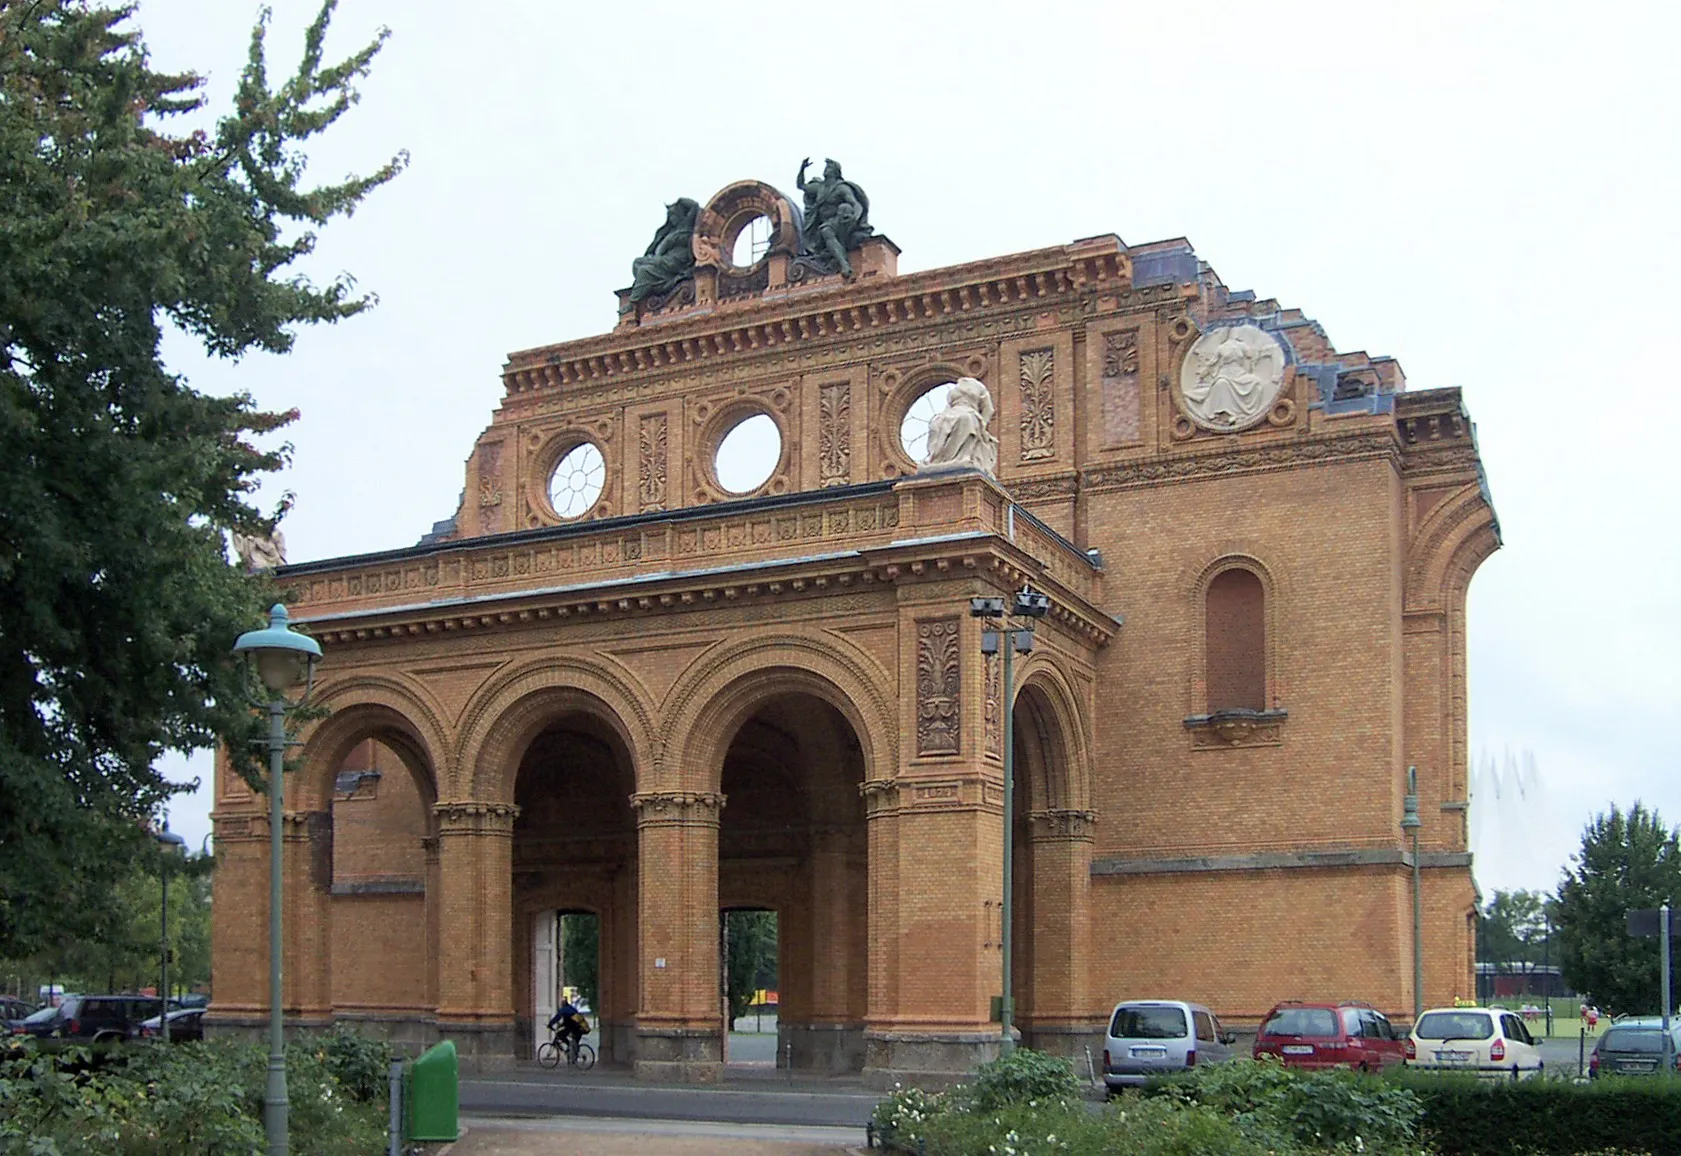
<box><xmin>133</xmin><ymin>1007</ymin><xmax>206</xmax><ymax>1043</ymax></box>
<box><xmin>1254</xmin><ymin>1000</ymin><xmax>1407</xmax><ymax>1071</ymax></box>
<box><xmin>1589</xmin><ymin>1024</ymin><xmax>1681</xmax><ymax>1077</ymax></box>
<box><xmin>1</xmin><ymin>997</ymin><xmax>38</xmax><ymax>1031</ymax></box>
<box><xmin>16</xmin><ymin>995</ymin><xmax>173</xmax><ymax>1045</ymax></box>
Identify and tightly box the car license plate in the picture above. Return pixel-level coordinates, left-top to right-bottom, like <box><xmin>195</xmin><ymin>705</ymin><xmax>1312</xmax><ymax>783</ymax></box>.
<box><xmin>1282</xmin><ymin>1045</ymin><xmax>1314</xmax><ymax>1055</ymax></box>
<box><xmin>1129</xmin><ymin>1046</ymin><xmax>1167</xmax><ymax>1059</ymax></box>
<box><xmin>1434</xmin><ymin>1050</ymin><xmax>1471</xmax><ymax>1063</ymax></box>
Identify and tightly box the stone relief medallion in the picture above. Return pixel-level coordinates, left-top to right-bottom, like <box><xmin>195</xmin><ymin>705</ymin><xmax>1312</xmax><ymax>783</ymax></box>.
<box><xmin>1178</xmin><ymin>323</ymin><xmax>1287</xmax><ymax>432</ymax></box>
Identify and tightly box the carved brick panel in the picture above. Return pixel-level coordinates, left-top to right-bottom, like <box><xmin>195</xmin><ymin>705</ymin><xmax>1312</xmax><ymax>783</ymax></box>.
<box><xmin>819</xmin><ymin>382</ymin><xmax>851</xmax><ymax>486</ymax></box>
<box><xmin>1018</xmin><ymin>348</ymin><xmax>1055</xmax><ymax>461</ymax></box>
<box><xmin>916</xmin><ymin>618</ymin><xmax>962</xmax><ymax>756</ymax></box>
<box><xmin>639</xmin><ymin>414</ymin><xmax>668</xmax><ymax>511</ymax></box>
<box><xmin>1101</xmin><ymin>330</ymin><xmax>1142</xmax><ymax>447</ymax></box>
<box><xmin>984</xmin><ymin>652</ymin><xmax>1003</xmax><ymax>760</ymax></box>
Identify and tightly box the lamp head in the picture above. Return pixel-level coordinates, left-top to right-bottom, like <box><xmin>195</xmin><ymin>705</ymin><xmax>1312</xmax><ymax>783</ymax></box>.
<box><xmin>1013</xmin><ymin>587</ymin><xmax>1050</xmax><ymax>618</ymax></box>
<box><xmin>232</xmin><ymin>603</ymin><xmax>322</xmax><ymax>692</ymax></box>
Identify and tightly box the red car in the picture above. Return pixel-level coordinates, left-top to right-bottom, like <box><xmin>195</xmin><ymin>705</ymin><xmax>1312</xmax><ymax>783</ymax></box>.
<box><xmin>1253</xmin><ymin>1000</ymin><xmax>1407</xmax><ymax>1071</ymax></box>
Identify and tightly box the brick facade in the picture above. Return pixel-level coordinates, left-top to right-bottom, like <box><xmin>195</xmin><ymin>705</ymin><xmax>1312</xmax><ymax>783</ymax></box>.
<box><xmin>209</xmin><ymin>179</ymin><xmax>1499</xmax><ymax>1083</ymax></box>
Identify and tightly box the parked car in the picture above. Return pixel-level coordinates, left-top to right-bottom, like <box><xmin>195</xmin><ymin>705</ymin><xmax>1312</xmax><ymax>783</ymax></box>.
<box><xmin>1253</xmin><ymin>1000</ymin><xmax>1406</xmax><ymax>1071</ymax></box>
<box><xmin>16</xmin><ymin>995</ymin><xmax>174</xmax><ymax>1045</ymax></box>
<box><xmin>133</xmin><ymin>1007</ymin><xmax>206</xmax><ymax>1043</ymax></box>
<box><xmin>1102</xmin><ymin>999</ymin><xmax>1236</xmax><ymax>1091</ymax></box>
<box><xmin>1405</xmin><ymin>1005</ymin><xmax>1543</xmax><ymax>1078</ymax></box>
<box><xmin>1589</xmin><ymin>1023</ymin><xmax>1681</xmax><ymax>1077</ymax></box>
<box><xmin>1</xmin><ymin>997</ymin><xmax>38</xmax><ymax>1031</ymax></box>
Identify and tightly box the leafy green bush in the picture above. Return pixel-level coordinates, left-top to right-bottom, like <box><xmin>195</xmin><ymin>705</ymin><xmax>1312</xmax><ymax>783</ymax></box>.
<box><xmin>0</xmin><ymin>1032</ymin><xmax>389</xmax><ymax>1155</ymax></box>
<box><xmin>964</xmin><ymin>1048</ymin><xmax>1083</xmax><ymax>1114</ymax></box>
<box><xmin>1392</xmin><ymin>1070</ymin><xmax>1681</xmax><ymax>1156</ymax></box>
<box><xmin>1149</xmin><ymin>1057</ymin><xmax>1421</xmax><ymax>1150</ymax></box>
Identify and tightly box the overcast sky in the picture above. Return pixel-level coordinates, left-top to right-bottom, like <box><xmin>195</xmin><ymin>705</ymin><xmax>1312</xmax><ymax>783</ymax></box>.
<box><xmin>136</xmin><ymin>1</ymin><xmax>1678</xmax><ymax>897</ymax></box>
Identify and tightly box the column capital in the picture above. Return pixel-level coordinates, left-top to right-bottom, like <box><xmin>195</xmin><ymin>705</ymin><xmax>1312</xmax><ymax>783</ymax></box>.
<box><xmin>1027</xmin><ymin>808</ymin><xmax>1098</xmax><ymax>843</ymax></box>
<box><xmin>631</xmin><ymin>790</ymin><xmax>725</xmax><ymax>828</ymax></box>
<box><xmin>434</xmin><ymin>800</ymin><xmax>521</xmax><ymax>835</ymax></box>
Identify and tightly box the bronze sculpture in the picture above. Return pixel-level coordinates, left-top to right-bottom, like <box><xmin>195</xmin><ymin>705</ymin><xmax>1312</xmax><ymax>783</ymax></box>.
<box><xmin>629</xmin><ymin>198</ymin><xmax>700</xmax><ymax>303</ymax></box>
<box><xmin>796</xmin><ymin>158</ymin><xmax>872</xmax><ymax>277</ymax></box>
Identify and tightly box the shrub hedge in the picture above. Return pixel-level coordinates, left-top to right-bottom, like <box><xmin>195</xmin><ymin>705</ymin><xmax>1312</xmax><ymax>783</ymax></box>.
<box><xmin>1391</xmin><ymin>1072</ymin><xmax>1681</xmax><ymax>1156</ymax></box>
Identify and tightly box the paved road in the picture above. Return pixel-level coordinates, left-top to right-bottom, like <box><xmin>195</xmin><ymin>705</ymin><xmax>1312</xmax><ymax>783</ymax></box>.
<box><xmin>449</xmin><ymin>1115</ymin><xmax>860</xmax><ymax>1155</ymax></box>
<box><xmin>460</xmin><ymin>1072</ymin><xmax>879</xmax><ymax>1129</ymax></box>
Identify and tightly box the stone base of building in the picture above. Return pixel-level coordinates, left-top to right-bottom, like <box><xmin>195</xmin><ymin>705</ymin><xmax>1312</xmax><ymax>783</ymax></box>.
<box><xmin>779</xmin><ymin>1021</ymin><xmax>865</xmax><ymax>1073</ymax></box>
<box><xmin>862</xmin><ymin>1029</ymin><xmax>1010</xmax><ymax>1089</ymax></box>
<box><xmin>1019</xmin><ymin>1020</ymin><xmax>1107</xmax><ymax>1075</ymax></box>
<box><xmin>633</xmin><ymin>1026</ymin><xmax>723</xmax><ymax>1083</ymax></box>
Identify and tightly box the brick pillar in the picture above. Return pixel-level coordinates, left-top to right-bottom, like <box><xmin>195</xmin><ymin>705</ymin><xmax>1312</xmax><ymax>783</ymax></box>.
<box><xmin>282</xmin><ymin>811</ymin><xmax>333</xmax><ymax>1026</ymax></box>
<box><xmin>632</xmin><ymin>790</ymin><xmax>725</xmax><ymax>1083</ymax></box>
<box><xmin>434</xmin><ymin>801</ymin><xmax>518</xmax><ymax>1067</ymax></box>
<box><xmin>863</xmin><ymin>772</ymin><xmax>1009</xmax><ymax>1087</ymax></box>
<box><xmin>1021</xmin><ymin>809</ymin><xmax>1099</xmax><ymax>1057</ymax></box>
<box><xmin>791</xmin><ymin>823</ymin><xmax>866</xmax><ymax>1072</ymax></box>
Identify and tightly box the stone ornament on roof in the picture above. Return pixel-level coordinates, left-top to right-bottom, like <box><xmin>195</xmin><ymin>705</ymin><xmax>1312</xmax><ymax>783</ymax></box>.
<box><xmin>1180</xmin><ymin>323</ymin><xmax>1288</xmax><ymax>432</ymax></box>
<box><xmin>628</xmin><ymin>198</ymin><xmax>700</xmax><ymax>305</ymax></box>
<box><xmin>919</xmin><ymin>377</ymin><xmax>998</xmax><ymax>476</ymax></box>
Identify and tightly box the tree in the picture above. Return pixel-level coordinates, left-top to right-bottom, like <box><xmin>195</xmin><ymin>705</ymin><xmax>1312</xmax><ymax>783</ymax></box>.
<box><xmin>723</xmin><ymin>910</ymin><xmax>777</xmax><ymax>1030</ymax></box>
<box><xmin>0</xmin><ymin>0</ymin><xmax>403</xmax><ymax>958</ymax></box>
<box><xmin>1553</xmin><ymin>802</ymin><xmax>1681</xmax><ymax>1015</ymax></box>
<box><xmin>560</xmin><ymin>913</ymin><xmax>598</xmax><ymax>1013</ymax></box>
<box><xmin>1477</xmin><ymin>889</ymin><xmax>1550</xmax><ymax>978</ymax></box>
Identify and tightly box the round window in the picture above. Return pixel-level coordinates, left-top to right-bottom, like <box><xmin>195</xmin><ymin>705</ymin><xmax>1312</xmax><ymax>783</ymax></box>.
<box><xmin>730</xmin><ymin>214</ymin><xmax>773</xmax><ymax>268</ymax></box>
<box><xmin>548</xmin><ymin>442</ymin><xmax>605</xmax><ymax>519</ymax></box>
<box><xmin>899</xmin><ymin>382</ymin><xmax>954</xmax><ymax>464</ymax></box>
<box><xmin>714</xmin><ymin>413</ymin><xmax>781</xmax><ymax>494</ymax></box>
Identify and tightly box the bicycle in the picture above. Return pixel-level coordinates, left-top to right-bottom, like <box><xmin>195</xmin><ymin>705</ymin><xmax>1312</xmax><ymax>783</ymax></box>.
<box><xmin>537</xmin><ymin>1030</ymin><xmax>596</xmax><ymax>1070</ymax></box>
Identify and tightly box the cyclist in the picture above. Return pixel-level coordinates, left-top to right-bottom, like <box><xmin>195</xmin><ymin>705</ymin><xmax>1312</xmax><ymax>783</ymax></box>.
<box><xmin>547</xmin><ymin>997</ymin><xmax>588</xmax><ymax>1061</ymax></box>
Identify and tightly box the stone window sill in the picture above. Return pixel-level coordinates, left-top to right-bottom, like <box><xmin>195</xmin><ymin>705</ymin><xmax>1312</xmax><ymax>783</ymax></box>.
<box><xmin>1183</xmin><ymin>708</ymin><xmax>1288</xmax><ymax>749</ymax></box>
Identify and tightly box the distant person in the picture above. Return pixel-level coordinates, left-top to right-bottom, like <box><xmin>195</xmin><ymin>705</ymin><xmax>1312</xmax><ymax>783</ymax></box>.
<box><xmin>547</xmin><ymin>997</ymin><xmax>587</xmax><ymax>1058</ymax></box>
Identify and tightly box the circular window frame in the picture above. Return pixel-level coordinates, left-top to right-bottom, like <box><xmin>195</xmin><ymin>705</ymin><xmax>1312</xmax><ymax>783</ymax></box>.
<box><xmin>534</xmin><ymin>431</ymin><xmax>610</xmax><ymax>522</ymax></box>
<box><xmin>702</xmin><ymin>402</ymin><xmax>787</xmax><ymax>500</ymax></box>
<box><xmin>884</xmin><ymin>364</ymin><xmax>976</xmax><ymax>478</ymax></box>
<box><xmin>722</xmin><ymin>209</ymin><xmax>774</xmax><ymax>271</ymax></box>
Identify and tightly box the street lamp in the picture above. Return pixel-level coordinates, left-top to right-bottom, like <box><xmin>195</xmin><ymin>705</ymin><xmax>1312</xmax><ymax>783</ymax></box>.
<box><xmin>971</xmin><ymin>585</ymin><xmax>1050</xmax><ymax>1055</ymax></box>
<box><xmin>1401</xmin><ymin>765</ymin><xmax>1422</xmax><ymax>1020</ymax></box>
<box><xmin>154</xmin><ymin>827</ymin><xmax>186</xmax><ymax>1041</ymax></box>
<box><xmin>233</xmin><ymin>603</ymin><xmax>322</xmax><ymax>1156</ymax></box>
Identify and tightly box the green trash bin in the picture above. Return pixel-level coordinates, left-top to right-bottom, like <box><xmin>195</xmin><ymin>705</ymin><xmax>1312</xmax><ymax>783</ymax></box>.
<box><xmin>405</xmin><ymin>1039</ymin><xmax>459</xmax><ymax>1142</ymax></box>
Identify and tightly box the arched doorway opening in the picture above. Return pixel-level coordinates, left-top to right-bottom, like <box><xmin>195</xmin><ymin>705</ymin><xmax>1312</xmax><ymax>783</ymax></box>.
<box><xmin>511</xmin><ymin>710</ymin><xmax>637</xmax><ymax>1065</ymax></box>
<box><xmin>717</xmin><ymin>692</ymin><xmax>866</xmax><ymax>1072</ymax></box>
<box><xmin>1008</xmin><ymin>678</ymin><xmax>1092</xmax><ymax>1056</ymax></box>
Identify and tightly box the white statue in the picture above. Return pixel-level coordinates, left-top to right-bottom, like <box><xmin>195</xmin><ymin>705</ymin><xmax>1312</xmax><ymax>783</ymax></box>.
<box><xmin>920</xmin><ymin>377</ymin><xmax>999</xmax><ymax>475</ymax></box>
<box><xmin>232</xmin><ymin>528</ymin><xmax>287</xmax><ymax>572</ymax></box>
<box><xmin>1180</xmin><ymin>323</ymin><xmax>1286</xmax><ymax>432</ymax></box>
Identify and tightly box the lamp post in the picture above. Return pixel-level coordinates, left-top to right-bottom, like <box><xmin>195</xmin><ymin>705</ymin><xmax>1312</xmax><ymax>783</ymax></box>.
<box><xmin>154</xmin><ymin>827</ymin><xmax>186</xmax><ymax>1041</ymax></box>
<box><xmin>1401</xmin><ymin>765</ymin><xmax>1422</xmax><ymax>1020</ymax></box>
<box><xmin>233</xmin><ymin>604</ymin><xmax>322</xmax><ymax>1156</ymax></box>
<box><xmin>971</xmin><ymin>585</ymin><xmax>1050</xmax><ymax>1055</ymax></box>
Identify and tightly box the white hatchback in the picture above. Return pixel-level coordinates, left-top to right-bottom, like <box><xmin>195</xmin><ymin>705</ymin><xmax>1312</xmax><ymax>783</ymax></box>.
<box><xmin>1405</xmin><ymin>1006</ymin><xmax>1544</xmax><ymax>1079</ymax></box>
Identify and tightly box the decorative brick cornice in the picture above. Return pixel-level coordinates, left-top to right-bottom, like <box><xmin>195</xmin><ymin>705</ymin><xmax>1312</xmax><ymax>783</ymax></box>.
<box><xmin>1083</xmin><ymin>432</ymin><xmax>1397</xmax><ymax>493</ymax></box>
<box><xmin>631</xmin><ymin>791</ymin><xmax>725</xmax><ymax>828</ymax></box>
<box><xmin>434</xmin><ymin>800</ymin><xmax>520</xmax><ymax>835</ymax></box>
<box><xmin>500</xmin><ymin>244</ymin><xmax>1135</xmax><ymax>398</ymax></box>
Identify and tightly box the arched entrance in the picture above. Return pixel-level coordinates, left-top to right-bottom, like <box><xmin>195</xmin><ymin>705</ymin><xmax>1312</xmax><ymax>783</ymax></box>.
<box><xmin>1008</xmin><ymin>674</ymin><xmax>1097</xmax><ymax>1057</ymax></box>
<box><xmin>717</xmin><ymin>691</ymin><xmax>867</xmax><ymax>1072</ymax></box>
<box><xmin>510</xmin><ymin>709</ymin><xmax>637</xmax><ymax>1065</ymax></box>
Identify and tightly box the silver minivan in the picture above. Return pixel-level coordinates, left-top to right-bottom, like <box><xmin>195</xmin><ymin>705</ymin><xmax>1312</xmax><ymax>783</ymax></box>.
<box><xmin>1103</xmin><ymin>999</ymin><xmax>1236</xmax><ymax>1090</ymax></box>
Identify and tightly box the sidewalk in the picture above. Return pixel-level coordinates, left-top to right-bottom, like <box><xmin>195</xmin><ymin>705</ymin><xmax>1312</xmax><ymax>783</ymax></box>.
<box><xmin>442</xmin><ymin>1114</ymin><xmax>861</xmax><ymax>1155</ymax></box>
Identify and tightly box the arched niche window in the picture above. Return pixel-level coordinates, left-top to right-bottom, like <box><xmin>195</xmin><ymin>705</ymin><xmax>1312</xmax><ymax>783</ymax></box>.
<box><xmin>1186</xmin><ymin>559</ymin><xmax>1286</xmax><ymax>747</ymax></box>
<box><xmin>1205</xmin><ymin>568</ymin><xmax>1266</xmax><ymax>711</ymax></box>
